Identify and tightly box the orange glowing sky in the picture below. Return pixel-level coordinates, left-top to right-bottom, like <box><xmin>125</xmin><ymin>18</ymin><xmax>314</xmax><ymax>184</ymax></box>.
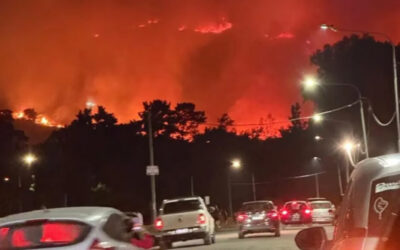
<box><xmin>0</xmin><ymin>0</ymin><xmax>400</xmax><ymax>130</ymax></box>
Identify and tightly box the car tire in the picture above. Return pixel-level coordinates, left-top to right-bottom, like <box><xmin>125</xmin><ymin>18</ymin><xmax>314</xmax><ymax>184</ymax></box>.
<box><xmin>159</xmin><ymin>240</ymin><xmax>172</xmax><ymax>250</ymax></box>
<box><xmin>211</xmin><ymin>233</ymin><xmax>216</xmax><ymax>244</ymax></box>
<box><xmin>204</xmin><ymin>233</ymin><xmax>212</xmax><ymax>245</ymax></box>
<box><xmin>274</xmin><ymin>228</ymin><xmax>281</xmax><ymax>237</ymax></box>
<box><xmin>238</xmin><ymin>232</ymin><xmax>245</xmax><ymax>239</ymax></box>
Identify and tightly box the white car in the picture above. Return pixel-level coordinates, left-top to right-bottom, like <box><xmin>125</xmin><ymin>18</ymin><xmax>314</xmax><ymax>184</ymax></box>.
<box><xmin>0</xmin><ymin>207</ymin><xmax>144</xmax><ymax>249</ymax></box>
<box><xmin>309</xmin><ymin>200</ymin><xmax>335</xmax><ymax>224</ymax></box>
<box><xmin>155</xmin><ymin>196</ymin><xmax>215</xmax><ymax>249</ymax></box>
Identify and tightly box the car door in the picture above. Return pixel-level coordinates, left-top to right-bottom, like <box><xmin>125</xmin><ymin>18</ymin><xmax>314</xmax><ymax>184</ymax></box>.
<box><xmin>102</xmin><ymin>213</ymin><xmax>140</xmax><ymax>250</ymax></box>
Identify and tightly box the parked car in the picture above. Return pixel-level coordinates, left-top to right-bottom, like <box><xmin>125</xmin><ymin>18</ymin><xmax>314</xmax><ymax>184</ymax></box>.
<box><xmin>0</xmin><ymin>207</ymin><xmax>145</xmax><ymax>249</ymax></box>
<box><xmin>154</xmin><ymin>196</ymin><xmax>215</xmax><ymax>249</ymax></box>
<box><xmin>309</xmin><ymin>200</ymin><xmax>335</xmax><ymax>224</ymax></box>
<box><xmin>236</xmin><ymin>200</ymin><xmax>280</xmax><ymax>238</ymax></box>
<box><xmin>295</xmin><ymin>154</ymin><xmax>400</xmax><ymax>250</ymax></box>
<box><xmin>280</xmin><ymin>201</ymin><xmax>312</xmax><ymax>226</ymax></box>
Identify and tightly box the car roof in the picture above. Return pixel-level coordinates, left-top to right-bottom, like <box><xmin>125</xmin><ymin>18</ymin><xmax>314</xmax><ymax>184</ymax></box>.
<box><xmin>242</xmin><ymin>200</ymin><xmax>273</xmax><ymax>205</ymax></box>
<box><xmin>284</xmin><ymin>200</ymin><xmax>307</xmax><ymax>204</ymax></box>
<box><xmin>349</xmin><ymin>154</ymin><xmax>400</xmax><ymax>228</ymax></box>
<box><xmin>0</xmin><ymin>207</ymin><xmax>121</xmax><ymax>227</ymax></box>
<box><xmin>163</xmin><ymin>196</ymin><xmax>202</xmax><ymax>203</ymax></box>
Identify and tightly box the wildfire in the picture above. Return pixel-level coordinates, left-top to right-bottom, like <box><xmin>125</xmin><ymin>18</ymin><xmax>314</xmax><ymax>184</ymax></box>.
<box><xmin>194</xmin><ymin>18</ymin><xmax>233</xmax><ymax>34</ymax></box>
<box><xmin>12</xmin><ymin>111</ymin><xmax>64</xmax><ymax>128</ymax></box>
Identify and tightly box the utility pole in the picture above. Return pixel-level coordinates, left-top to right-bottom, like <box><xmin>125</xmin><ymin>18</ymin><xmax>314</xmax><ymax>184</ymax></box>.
<box><xmin>251</xmin><ymin>173</ymin><xmax>256</xmax><ymax>201</ymax></box>
<box><xmin>315</xmin><ymin>174</ymin><xmax>320</xmax><ymax>198</ymax></box>
<box><xmin>337</xmin><ymin>165</ymin><xmax>344</xmax><ymax>197</ymax></box>
<box><xmin>147</xmin><ymin>112</ymin><xmax>157</xmax><ymax>223</ymax></box>
<box><xmin>228</xmin><ymin>172</ymin><xmax>233</xmax><ymax>217</ymax></box>
<box><xmin>190</xmin><ymin>176</ymin><xmax>194</xmax><ymax>196</ymax></box>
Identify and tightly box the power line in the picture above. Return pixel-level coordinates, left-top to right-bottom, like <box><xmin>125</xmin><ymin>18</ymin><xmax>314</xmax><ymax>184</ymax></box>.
<box><xmin>231</xmin><ymin>171</ymin><xmax>326</xmax><ymax>185</ymax></box>
<box><xmin>204</xmin><ymin>99</ymin><xmax>360</xmax><ymax>127</ymax></box>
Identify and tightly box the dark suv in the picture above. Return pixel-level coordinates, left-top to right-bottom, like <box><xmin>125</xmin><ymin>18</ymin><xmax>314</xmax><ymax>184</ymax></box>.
<box><xmin>236</xmin><ymin>200</ymin><xmax>280</xmax><ymax>238</ymax></box>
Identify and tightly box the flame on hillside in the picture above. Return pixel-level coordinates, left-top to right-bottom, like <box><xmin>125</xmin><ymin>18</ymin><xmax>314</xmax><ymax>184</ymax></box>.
<box><xmin>12</xmin><ymin>111</ymin><xmax>64</xmax><ymax>128</ymax></box>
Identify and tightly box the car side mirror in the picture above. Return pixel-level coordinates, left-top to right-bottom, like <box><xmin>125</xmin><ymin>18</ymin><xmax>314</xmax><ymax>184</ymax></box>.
<box><xmin>295</xmin><ymin>227</ymin><xmax>327</xmax><ymax>250</ymax></box>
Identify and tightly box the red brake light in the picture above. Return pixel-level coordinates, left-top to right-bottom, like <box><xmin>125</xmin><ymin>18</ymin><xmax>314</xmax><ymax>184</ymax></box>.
<box><xmin>281</xmin><ymin>210</ymin><xmax>288</xmax><ymax>216</ymax></box>
<box><xmin>89</xmin><ymin>239</ymin><xmax>115</xmax><ymax>250</ymax></box>
<box><xmin>154</xmin><ymin>218</ymin><xmax>164</xmax><ymax>230</ymax></box>
<box><xmin>304</xmin><ymin>209</ymin><xmax>311</xmax><ymax>215</ymax></box>
<box><xmin>237</xmin><ymin>213</ymin><xmax>247</xmax><ymax>222</ymax></box>
<box><xmin>197</xmin><ymin>214</ymin><xmax>207</xmax><ymax>224</ymax></box>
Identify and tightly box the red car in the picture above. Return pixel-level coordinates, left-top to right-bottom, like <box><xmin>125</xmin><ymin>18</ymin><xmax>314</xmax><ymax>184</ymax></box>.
<box><xmin>280</xmin><ymin>201</ymin><xmax>312</xmax><ymax>225</ymax></box>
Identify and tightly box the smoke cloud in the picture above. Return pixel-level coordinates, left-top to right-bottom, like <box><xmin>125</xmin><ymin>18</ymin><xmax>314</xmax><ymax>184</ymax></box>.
<box><xmin>0</xmin><ymin>0</ymin><xmax>399</xmax><ymax>129</ymax></box>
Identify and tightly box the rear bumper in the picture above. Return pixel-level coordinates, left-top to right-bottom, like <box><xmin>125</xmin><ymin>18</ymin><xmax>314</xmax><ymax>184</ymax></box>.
<box><xmin>239</xmin><ymin>221</ymin><xmax>279</xmax><ymax>233</ymax></box>
<box><xmin>281</xmin><ymin>218</ymin><xmax>312</xmax><ymax>224</ymax></box>
<box><xmin>312</xmin><ymin>216</ymin><xmax>334</xmax><ymax>223</ymax></box>
<box><xmin>159</xmin><ymin>227</ymin><xmax>207</xmax><ymax>242</ymax></box>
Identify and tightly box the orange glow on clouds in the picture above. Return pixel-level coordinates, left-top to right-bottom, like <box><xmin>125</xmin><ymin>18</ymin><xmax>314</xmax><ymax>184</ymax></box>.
<box><xmin>194</xmin><ymin>19</ymin><xmax>233</xmax><ymax>34</ymax></box>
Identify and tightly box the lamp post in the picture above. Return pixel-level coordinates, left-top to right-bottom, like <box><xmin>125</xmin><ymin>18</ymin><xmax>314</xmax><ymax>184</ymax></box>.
<box><xmin>321</xmin><ymin>24</ymin><xmax>400</xmax><ymax>153</ymax></box>
<box><xmin>312</xmin><ymin>157</ymin><xmax>321</xmax><ymax>198</ymax></box>
<box><xmin>228</xmin><ymin>159</ymin><xmax>241</xmax><ymax>217</ymax></box>
<box><xmin>20</xmin><ymin>153</ymin><xmax>37</xmax><ymax>211</ymax></box>
<box><xmin>303</xmin><ymin>77</ymin><xmax>369</xmax><ymax>158</ymax></box>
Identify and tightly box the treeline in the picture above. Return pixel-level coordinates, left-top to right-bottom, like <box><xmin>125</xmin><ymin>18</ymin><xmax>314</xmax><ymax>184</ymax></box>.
<box><xmin>0</xmin><ymin>101</ymin><xmax>344</xmax><ymax>223</ymax></box>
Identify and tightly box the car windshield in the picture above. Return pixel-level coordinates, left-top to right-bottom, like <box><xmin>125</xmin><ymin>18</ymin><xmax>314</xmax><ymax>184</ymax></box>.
<box><xmin>0</xmin><ymin>220</ymin><xmax>90</xmax><ymax>249</ymax></box>
<box><xmin>241</xmin><ymin>202</ymin><xmax>273</xmax><ymax>211</ymax></box>
<box><xmin>310</xmin><ymin>202</ymin><xmax>332</xmax><ymax>209</ymax></box>
<box><xmin>163</xmin><ymin>200</ymin><xmax>202</xmax><ymax>214</ymax></box>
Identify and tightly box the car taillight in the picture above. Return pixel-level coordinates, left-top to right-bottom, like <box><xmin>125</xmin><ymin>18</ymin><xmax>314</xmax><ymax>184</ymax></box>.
<box><xmin>304</xmin><ymin>209</ymin><xmax>311</xmax><ymax>215</ymax></box>
<box><xmin>268</xmin><ymin>212</ymin><xmax>278</xmax><ymax>219</ymax></box>
<box><xmin>154</xmin><ymin>217</ymin><xmax>164</xmax><ymax>230</ymax></box>
<box><xmin>89</xmin><ymin>239</ymin><xmax>115</xmax><ymax>250</ymax></box>
<box><xmin>197</xmin><ymin>214</ymin><xmax>207</xmax><ymax>224</ymax></box>
<box><xmin>237</xmin><ymin>213</ymin><xmax>247</xmax><ymax>222</ymax></box>
<box><xmin>281</xmin><ymin>210</ymin><xmax>288</xmax><ymax>216</ymax></box>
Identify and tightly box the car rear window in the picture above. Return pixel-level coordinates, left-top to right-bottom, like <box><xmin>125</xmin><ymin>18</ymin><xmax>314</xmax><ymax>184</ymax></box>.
<box><xmin>0</xmin><ymin>220</ymin><xmax>91</xmax><ymax>249</ymax></box>
<box><xmin>285</xmin><ymin>202</ymin><xmax>307</xmax><ymax>211</ymax></box>
<box><xmin>310</xmin><ymin>202</ymin><xmax>332</xmax><ymax>209</ymax></box>
<box><xmin>163</xmin><ymin>200</ymin><xmax>201</xmax><ymax>214</ymax></box>
<box><xmin>241</xmin><ymin>202</ymin><xmax>273</xmax><ymax>211</ymax></box>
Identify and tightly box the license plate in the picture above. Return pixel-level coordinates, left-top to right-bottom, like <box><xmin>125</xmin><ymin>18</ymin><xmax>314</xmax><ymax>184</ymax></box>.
<box><xmin>292</xmin><ymin>213</ymin><xmax>300</xmax><ymax>221</ymax></box>
<box><xmin>252</xmin><ymin>215</ymin><xmax>264</xmax><ymax>220</ymax></box>
<box><xmin>175</xmin><ymin>228</ymin><xmax>189</xmax><ymax>234</ymax></box>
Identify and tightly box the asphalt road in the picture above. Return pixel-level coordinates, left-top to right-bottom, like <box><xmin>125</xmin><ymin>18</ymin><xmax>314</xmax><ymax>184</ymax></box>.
<box><xmin>166</xmin><ymin>225</ymin><xmax>333</xmax><ymax>250</ymax></box>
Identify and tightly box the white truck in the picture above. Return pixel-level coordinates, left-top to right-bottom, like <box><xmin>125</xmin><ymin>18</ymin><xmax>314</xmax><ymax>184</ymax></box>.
<box><xmin>154</xmin><ymin>196</ymin><xmax>215</xmax><ymax>249</ymax></box>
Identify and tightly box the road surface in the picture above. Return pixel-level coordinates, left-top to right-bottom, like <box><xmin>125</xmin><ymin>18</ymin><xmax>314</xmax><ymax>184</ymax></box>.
<box><xmin>162</xmin><ymin>225</ymin><xmax>333</xmax><ymax>250</ymax></box>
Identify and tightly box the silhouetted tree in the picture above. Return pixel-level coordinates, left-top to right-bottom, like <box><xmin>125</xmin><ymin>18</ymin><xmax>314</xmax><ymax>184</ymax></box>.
<box><xmin>174</xmin><ymin>103</ymin><xmax>206</xmax><ymax>139</ymax></box>
<box><xmin>94</xmin><ymin>106</ymin><xmax>117</xmax><ymax>128</ymax></box>
<box><xmin>217</xmin><ymin>113</ymin><xmax>234</xmax><ymax>130</ymax></box>
<box><xmin>23</xmin><ymin>108</ymin><xmax>38</xmax><ymax>121</ymax></box>
<box><xmin>139</xmin><ymin>100</ymin><xmax>177</xmax><ymax>137</ymax></box>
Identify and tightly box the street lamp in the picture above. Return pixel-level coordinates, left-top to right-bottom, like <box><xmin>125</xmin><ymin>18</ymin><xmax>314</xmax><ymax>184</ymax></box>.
<box><xmin>314</xmin><ymin>135</ymin><xmax>322</xmax><ymax>141</ymax></box>
<box><xmin>231</xmin><ymin>159</ymin><xmax>241</xmax><ymax>169</ymax></box>
<box><xmin>312</xmin><ymin>114</ymin><xmax>323</xmax><ymax>123</ymax></box>
<box><xmin>302</xmin><ymin>76</ymin><xmax>369</xmax><ymax>158</ymax></box>
<box><xmin>321</xmin><ymin>23</ymin><xmax>400</xmax><ymax>153</ymax></box>
<box><xmin>23</xmin><ymin>153</ymin><xmax>37</xmax><ymax>168</ymax></box>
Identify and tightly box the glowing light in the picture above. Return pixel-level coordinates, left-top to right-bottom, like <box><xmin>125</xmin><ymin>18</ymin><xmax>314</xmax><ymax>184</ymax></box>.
<box><xmin>194</xmin><ymin>19</ymin><xmax>233</xmax><ymax>34</ymax></box>
<box><xmin>40</xmin><ymin>117</ymin><xmax>49</xmax><ymax>126</ymax></box>
<box><xmin>86</xmin><ymin>101</ymin><xmax>96</xmax><ymax>109</ymax></box>
<box><xmin>341</xmin><ymin>141</ymin><xmax>356</xmax><ymax>152</ymax></box>
<box><xmin>178</xmin><ymin>25</ymin><xmax>186</xmax><ymax>32</ymax></box>
<box><xmin>315</xmin><ymin>135</ymin><xmax>322</xmax><ymax>141</ymax></box>
<box><xmin>302</xmin><ymin>75</ymin><xmax>319</xmax><ymax>90</ymax></box>
<box><xmin>231</xmin><ymin>159</ymin><xmax>241</xmax><ymax>169</ymax></box>
<box><xmin>312</xmin><ymin>114</ymin><xmax>323</xmax><ymax>123</ymax></box>
<box><xmin>23</xmin><ymin>153</ymin><xmax>37</xmax><ymax>166</ymax></box>
<box><xmin>3</xmin><ymin>177</ymin><xmax>9</xmax><ymax>182</ymax></box>
<box><xmin>320</xmin><ymin>24</ymin><xmax>329</xmax><ymax>30</ymax></box>
<box><xmin>276</xmin><ymin>32</ymin><xmax>295</xmax><ymax>39</ymax></box>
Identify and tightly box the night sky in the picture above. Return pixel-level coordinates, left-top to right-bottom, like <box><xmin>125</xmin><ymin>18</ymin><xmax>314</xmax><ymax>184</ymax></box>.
<box><xmin>0</xmin><ymin>0</ymin><xmax>399</xmax><ymax>131</ymax></box>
